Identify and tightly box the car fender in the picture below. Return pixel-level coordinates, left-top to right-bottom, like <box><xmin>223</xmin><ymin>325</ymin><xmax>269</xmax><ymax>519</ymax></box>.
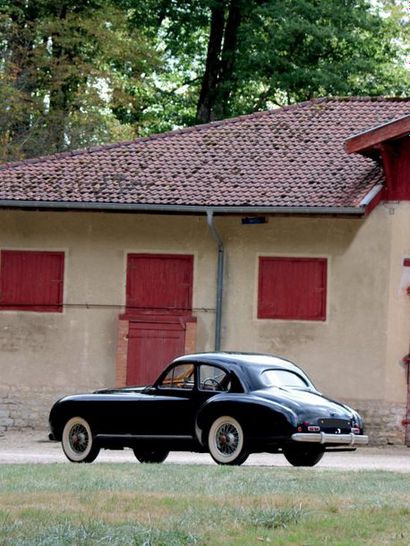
<box><xmin>49</xmin><ymin>397</ymin><xmax>98</xmax><ymax>440</ymax></box>
<box><xmin>195</xmin><ymin>394</ymin><xmax>298</xmax><ymax>445</ymax></box>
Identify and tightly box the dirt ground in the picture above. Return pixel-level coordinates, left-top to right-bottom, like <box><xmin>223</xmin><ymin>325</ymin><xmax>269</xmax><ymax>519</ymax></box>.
<box><xmin>0</xmin><ymin>430</ymin><xmax>409</xmax><ymax>470</ymax></box>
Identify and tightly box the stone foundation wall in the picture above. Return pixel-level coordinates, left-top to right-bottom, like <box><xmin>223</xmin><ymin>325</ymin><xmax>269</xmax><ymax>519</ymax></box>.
<box><xmin>0</xmin><ymin>387</ymin><xmax>407</xmax><ymax>446</ymax></box>
<box><xmin>0</xmin><ymin>385</ymin><xmax>71</xmax><ymax>433</ymax></box>
<box><xmin>344</xmin><ymin>399</ymin><xmax>406</xmax><ymax>445</ymax></box>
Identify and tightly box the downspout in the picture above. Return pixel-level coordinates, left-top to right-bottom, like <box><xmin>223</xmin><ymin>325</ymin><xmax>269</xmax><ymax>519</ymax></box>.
<box><xmin>206</xmin><ymin>210</ymin><xmax>224</xmax><ymax>351</ymax></box>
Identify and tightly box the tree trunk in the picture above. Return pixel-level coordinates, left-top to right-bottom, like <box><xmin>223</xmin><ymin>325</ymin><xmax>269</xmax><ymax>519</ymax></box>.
<box><xmin>8</xmin><ymin>2</ymin><xmax>40</xmax><ymax>155</ymax></box>
<box><xmin>47</xmin><ymin>4</ymin><xmax>71</xmax><ymax>153</ymax></box>
<box><xmin>212</xmin><ymin>0</ymin><xmax>241</xmax><ymax>120</ymax></box>
<box><xmin>195</xmin><ymin>4</ymin><xmax>225</xmax><ymax>124</ymax></box>
<box><xmin>48</xmin><ymin>84</ymin><xmax>70</xmax><ymax>153</ymax></box>
<box><xmin>196</xmin><ymin>0</ymin><xmax>242</xmax><ymax>123</ymax></box>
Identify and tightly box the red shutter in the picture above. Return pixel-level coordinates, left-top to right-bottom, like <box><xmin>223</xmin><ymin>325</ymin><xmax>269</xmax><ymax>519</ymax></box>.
<box><xmin>258</xmin><ymin>257</ymin><xmax>327</xmax><ymax>321</ymax></box>
<box><xmin>0</xmin><ymin>250</ymin><xmax>64</xmax><ymax>312</ymax></box>
<box><xmin>126</xmin><ymin>254</ymin><xmax>193</xmax><ymax>314</ymax></box>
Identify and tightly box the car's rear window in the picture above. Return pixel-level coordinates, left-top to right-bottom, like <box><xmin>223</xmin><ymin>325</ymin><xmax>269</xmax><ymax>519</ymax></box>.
<box><xmin>260</xmin><ymin>369</ymin><xmax>309</xmax><ymax>388</ymax></box>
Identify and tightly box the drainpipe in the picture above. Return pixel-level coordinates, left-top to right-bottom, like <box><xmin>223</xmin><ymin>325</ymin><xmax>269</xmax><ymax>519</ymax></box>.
<box><xmin>206</xmin><ymin>210</ymin><xmax>224</xmax><ymax>351</ymax></box>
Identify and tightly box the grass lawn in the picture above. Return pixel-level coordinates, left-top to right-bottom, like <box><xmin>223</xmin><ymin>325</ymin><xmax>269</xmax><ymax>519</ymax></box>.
<box><xmin>0</xmin><ymin>463</ymin><xmax>409</xmax><ymax>545</ymax></box>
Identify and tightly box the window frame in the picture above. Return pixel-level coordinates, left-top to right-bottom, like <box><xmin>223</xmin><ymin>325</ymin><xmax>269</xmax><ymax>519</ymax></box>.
<box><xmin>198</xmin><ymin>364</ymin><xmax>231</xmax><ymax>392</ymax></box>
<box><xmin>157</xmin><ymin>363</ymin><xmax>195</xmax><ymax>391</ymax></box>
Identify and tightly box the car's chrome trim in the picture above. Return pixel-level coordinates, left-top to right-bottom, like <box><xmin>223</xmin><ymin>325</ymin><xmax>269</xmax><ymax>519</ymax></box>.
<box><xmin>291</xmin><ymin>432</ymin><xmax>368</xmax><ymax>446</ymax></box>
<box><xmin>95</xmin><ymin>434</ymin><xmax>194</xmax><ymax>441</ymax></box>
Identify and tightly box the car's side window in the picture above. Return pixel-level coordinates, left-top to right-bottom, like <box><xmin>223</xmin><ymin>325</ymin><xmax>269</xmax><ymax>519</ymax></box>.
<box><xmin>199</xmin><ymin>365</ymin><xmax>231</xmax><ymax>392</ymax></box>
<box><xmin>159</xmin><ymin>363</ymin><xmax>195</xmax><ymax>390</ymax></box>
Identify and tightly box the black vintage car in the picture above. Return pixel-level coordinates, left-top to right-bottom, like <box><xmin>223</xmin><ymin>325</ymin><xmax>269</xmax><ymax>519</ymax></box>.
<box><xmin>49</xmin><ymin>352</ymin><xmax>368</xmax><ymax>466</ymax></box>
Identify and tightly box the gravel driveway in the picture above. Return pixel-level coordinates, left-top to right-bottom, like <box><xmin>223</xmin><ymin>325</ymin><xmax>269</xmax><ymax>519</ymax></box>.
<box><xmin>0</xmin><ymin>430</ymin><xmax>409</xmax><ymax>470</ymax></box>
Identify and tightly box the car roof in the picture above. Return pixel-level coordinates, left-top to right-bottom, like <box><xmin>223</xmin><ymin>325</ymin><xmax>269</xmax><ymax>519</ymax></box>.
<box><xmin>173</xmin><ymin>352</ymin><xmax>303</xmax><ymax>374</ymax></box>
<box><xmin>169</xmin><ymin>352</ymin><xmax>315</xmax><ymax>391</ymax></box>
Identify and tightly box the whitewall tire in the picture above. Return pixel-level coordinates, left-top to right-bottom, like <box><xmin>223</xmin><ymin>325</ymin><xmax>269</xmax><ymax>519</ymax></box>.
<box><xmin>208</xmin><ymin>415</ymin><xmax>249</xmax><ymax>465</ymax></box>
<box><xmin>62</xmin><ymin>416</ymin><xmax>100</xmax><ymax>463</ymax></box>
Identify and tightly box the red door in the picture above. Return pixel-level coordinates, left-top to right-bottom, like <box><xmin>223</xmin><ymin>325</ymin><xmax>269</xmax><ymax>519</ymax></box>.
<box><xmin>405</xmin><ymin>360</ymin><xmax>410</xmax><ymax>447</ymax></box>
<box><xmin>125</xmin><ymin>254</ymin><xmax>194</xmax><ymax>385</ymax></box>
<box><xmin>126</xmin><ymin>321</ymin><xmax>186</xmax><ymax>385</ymax></box>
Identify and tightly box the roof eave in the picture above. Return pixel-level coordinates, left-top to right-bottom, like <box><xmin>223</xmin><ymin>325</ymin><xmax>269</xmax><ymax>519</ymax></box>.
<box><xmin>0</xmin><ymin>199</ymin><xmax>366</xmax><ymax>216</ymax></box>
<box><xmin>345</xmin><ymin>114</ymin><xmax>410</xmax><ymax>156</ymax></box>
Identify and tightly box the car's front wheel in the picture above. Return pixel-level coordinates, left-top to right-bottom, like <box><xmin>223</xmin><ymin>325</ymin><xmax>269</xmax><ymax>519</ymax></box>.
<box><xmin>61</xmin><ymin>416</ymin><xmax>100</xmax><ymax>463</ymax></box>
<box><xmin>133</xmin><ymin>449</ymin><xmax>169</xmax><ymax>463</ymax></box>
<box><xmin>283</xmin><ymin>444</ymin><xmax>324</xmax><ymax>467</ymax></box>
<box><xmin>207</xmin><ymin>415</ymin><xmax>249</xmax><ymax>465</ymax></box>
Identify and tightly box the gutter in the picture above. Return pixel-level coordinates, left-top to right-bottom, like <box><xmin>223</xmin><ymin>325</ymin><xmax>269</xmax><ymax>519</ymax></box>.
<box><xmin>359</xmin><ymin>184</ymin><xmax>383</xmax><ymax>207</ymax></box>
<box><xmin>0</xmin><ymin>200</ymin><xmax>366</xmax><ymax>216</ymax></box>
<box><xmin>206</xmin><ymin>210</ymin><xmax>224</xmax><ymax>352</ymax></box>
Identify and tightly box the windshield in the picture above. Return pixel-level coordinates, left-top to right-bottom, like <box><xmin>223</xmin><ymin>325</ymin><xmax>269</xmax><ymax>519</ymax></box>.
<box><xmin>260</xmin><ymin>369</ymin><xmax>310</xmax><ymax>389</ymax></box>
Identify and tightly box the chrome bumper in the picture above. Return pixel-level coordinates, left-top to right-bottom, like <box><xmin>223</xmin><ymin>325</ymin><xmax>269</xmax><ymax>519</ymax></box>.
<box><xmin>291</xmin><ymin>432</ymin><xmax>368</xmax><ymax>446</ymax></box>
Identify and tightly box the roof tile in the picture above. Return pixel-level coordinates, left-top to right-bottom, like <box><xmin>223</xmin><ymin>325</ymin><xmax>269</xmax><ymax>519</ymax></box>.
<box><xmin>0</xmin><ymin>97</ymin><xmax>409</xmax><ymax>210</ymax></box>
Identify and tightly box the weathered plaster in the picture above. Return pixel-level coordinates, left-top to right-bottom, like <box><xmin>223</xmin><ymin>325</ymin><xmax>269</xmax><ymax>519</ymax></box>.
<box><xmin>0</xmin><ymin>208</ymin><xmax>408</xmax><ymax>442</ymax></box>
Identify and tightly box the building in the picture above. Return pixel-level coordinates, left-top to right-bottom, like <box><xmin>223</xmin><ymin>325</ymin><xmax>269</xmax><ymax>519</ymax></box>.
<box><xmin>0</xmin><ymin>97</ymin><xmax>409</xmax><ymax>444</ymax></box>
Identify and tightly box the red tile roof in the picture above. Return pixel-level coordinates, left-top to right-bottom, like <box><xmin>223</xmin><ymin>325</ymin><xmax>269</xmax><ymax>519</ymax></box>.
<box><xmin>0</xmin><ymin>97</ymin><xmax>409</xmax><ymax>213</ymax></box>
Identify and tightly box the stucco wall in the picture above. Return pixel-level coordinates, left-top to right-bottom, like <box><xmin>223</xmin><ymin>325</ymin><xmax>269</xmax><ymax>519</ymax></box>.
<box><xmin>215</xmin><ymin>206</ymin><xmax>408</xmax><ymax>444</ymax></box>
<box><xmin>384</xmin><ymin>203</ymin><xmax>410</xmax><ymax>401</ymax></box>
<box><xmin>218</xmin><ymin>207</ymin><xmax>407</xmax><ymax>403</ymax></box>
<box><xmin>0</xmin><ymin>211</ymin><xmax>216</xmax><ymax>388</ymax></box>
<box><xmin>0</xmin><ymin>207</ymin><xmax>408</xmax><ymax>443</ymax></box>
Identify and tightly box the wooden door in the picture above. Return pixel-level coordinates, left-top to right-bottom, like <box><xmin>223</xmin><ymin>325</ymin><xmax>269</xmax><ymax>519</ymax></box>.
<box><xmin>125</xmin><ymin>254</ymin><xmax>194</xmax><ymax>385</ymax></box>
<box><xmin>126</xmin><ymin>321</ymin><xmax>186</xmax><ymax>385</ymax></box>
<box><xmin>405</xmin><ymin>360</ymin><xmax>410</xmax><ymax>447</ymax></box>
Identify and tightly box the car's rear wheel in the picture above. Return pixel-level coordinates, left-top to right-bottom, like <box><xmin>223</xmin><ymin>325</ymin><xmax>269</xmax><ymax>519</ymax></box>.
<box><xmin>62</xmin><ymin>416</ymin><xmax>100</xmax><ymax>463</ymax></box>
<box><xmin>133</xmin><ymin>448</ymin><xmax>169</xmax><ymax>463</ymax></box>
<box><xmin>283</xmin><ymin>444</ymin><xmax>324</xmax><ymax>467</ymax></box>
<box><xmin>208</xmin><ymin>415</ymin><xmax>249</xmax><ymax>465</ymax></box>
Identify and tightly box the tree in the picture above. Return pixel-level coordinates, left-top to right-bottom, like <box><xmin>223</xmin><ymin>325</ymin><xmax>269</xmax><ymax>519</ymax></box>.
<box><xmin>235</xmin><ymin>0</ymin><xmax>410</xmax><ymax>111</ymax></box>
<box><xmin>124</xmin><ymin>0</ymin><xmax>409</xmax><ymax>125</ymax></box>
<box><xmin>0</xmin><ymin>0</ymin><xmax>158</xmax><ymax>161</ymax></box>
<box><xmin>1</xmin><ymin>0</ymin><xmax>408</xmax><ymax>161</ymax></box>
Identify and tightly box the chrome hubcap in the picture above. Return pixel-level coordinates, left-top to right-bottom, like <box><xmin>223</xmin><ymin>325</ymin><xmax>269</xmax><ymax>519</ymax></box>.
<box><xmin>216</xmin><ymin>424</ymin><xmax>239</xmax><ymax>455</ymax></box>
<box><xmin>69</xmin><ymin>424</ymin><xmax>88</xmax><ymax>453</ymax></box>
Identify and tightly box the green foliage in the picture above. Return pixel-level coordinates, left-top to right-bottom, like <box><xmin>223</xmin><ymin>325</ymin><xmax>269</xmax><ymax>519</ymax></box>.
<box><xmin>129</xmin><ymin>0</ymin><xmax>409</xmax><ymax>122</ymax></box>
<box><xmin>0</xmin><ymin>0</ymin><xmax>158</xmax><ymax>161</ymax></box>
<box><xmin>0</xmin><ymin>0</ymin><xmax>408</xmax><ymax>162</ymax></box>
<box><xmin>236</xmin><ymin>0</ymin><xmax>410</xmax><ymax>109</ymax></box>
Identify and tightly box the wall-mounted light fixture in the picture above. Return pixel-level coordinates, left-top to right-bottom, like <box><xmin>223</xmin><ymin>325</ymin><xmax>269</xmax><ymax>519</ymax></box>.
<box><xmin>241</xmin><ymin>216</ymin><xmax>267</xmax><ymax>225</ymax></box>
